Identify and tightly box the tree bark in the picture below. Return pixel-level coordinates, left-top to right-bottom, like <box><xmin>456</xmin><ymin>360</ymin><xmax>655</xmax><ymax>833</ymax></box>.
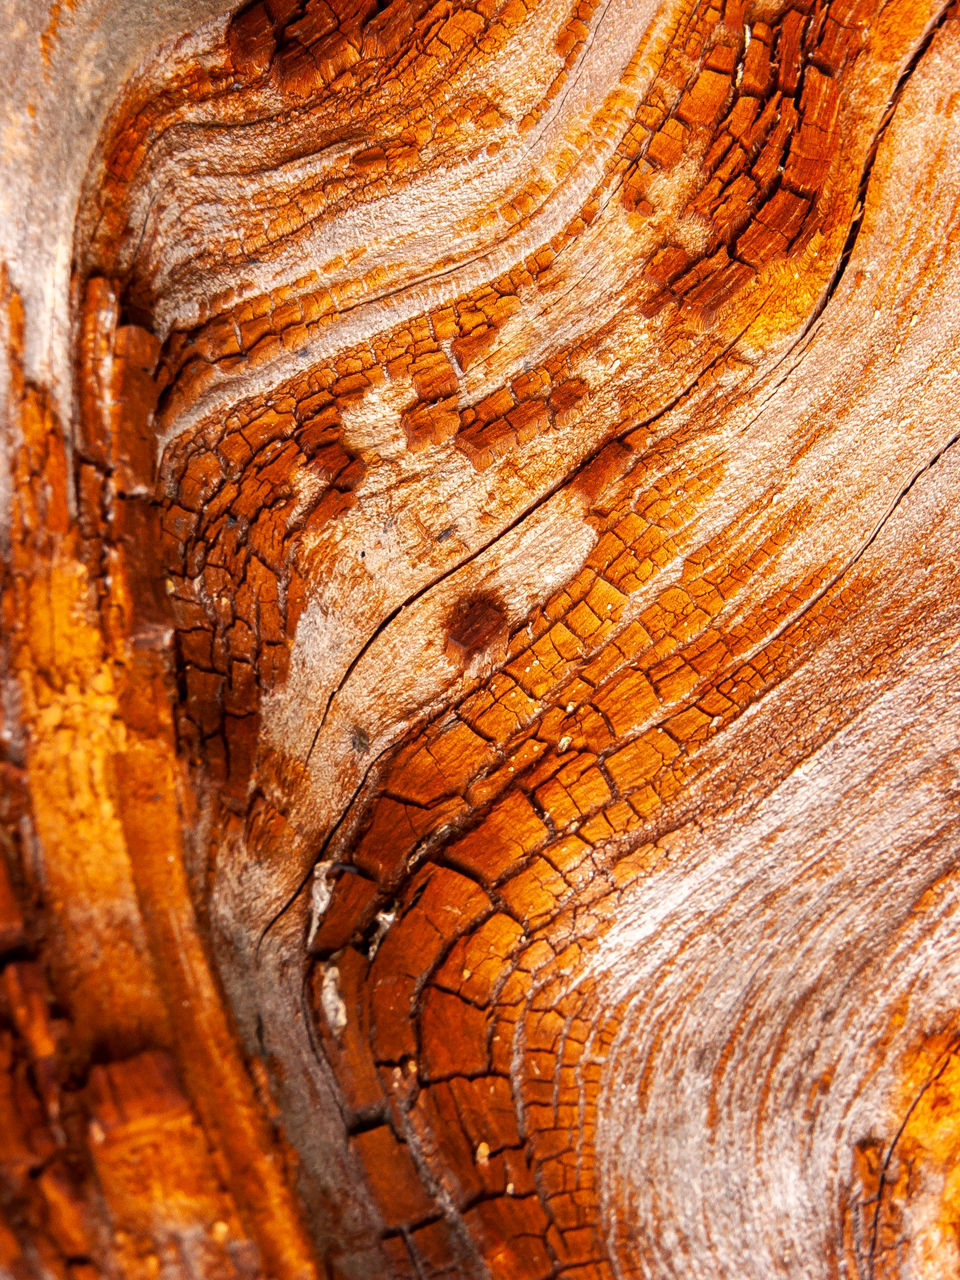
<box><xmin>3</xmin><ymin>0</ymin><xmax>960</xmax><ymax>1276</ymax></box>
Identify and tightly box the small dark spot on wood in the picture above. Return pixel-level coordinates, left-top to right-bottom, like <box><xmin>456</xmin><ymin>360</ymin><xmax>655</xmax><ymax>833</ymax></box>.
<box><xmin>351</xmin><ymin>726</ymin><xmax>370</xmax><ymax>753</ymax></box>
<box><xmin>445</xmin><ymin>594</ymin><xmax>506</xmax><ymax>661</ymax></box>
<box><xmin>436</xmin><ymin>526</ymin><xmax>454</xmax><ymax>542</ymax></box>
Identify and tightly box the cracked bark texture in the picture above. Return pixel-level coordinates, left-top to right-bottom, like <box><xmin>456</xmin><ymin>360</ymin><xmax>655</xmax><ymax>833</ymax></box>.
<box><xmin>2</xmin><ymin>0</ymin><xmax>960</xmax><ymax>1276</ymax></box>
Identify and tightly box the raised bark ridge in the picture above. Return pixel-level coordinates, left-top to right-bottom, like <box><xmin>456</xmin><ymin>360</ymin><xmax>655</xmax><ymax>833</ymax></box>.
<box><xmin>3</xmin><ymin>0</ymin><xmax>960</xmax><ymax>1277</ymax></box>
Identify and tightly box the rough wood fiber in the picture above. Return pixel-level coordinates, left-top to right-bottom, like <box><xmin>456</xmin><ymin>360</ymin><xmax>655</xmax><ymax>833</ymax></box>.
<box><xmin>2</xmin><ymin>0</ymin><xmax>960</xmax><ymax>1277</ymax></box>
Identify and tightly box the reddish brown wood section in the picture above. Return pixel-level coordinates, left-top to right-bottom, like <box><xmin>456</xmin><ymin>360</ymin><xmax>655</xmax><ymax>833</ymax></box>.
<box><xmin>3</xmin><ymin>0</ymin><xmax>960</xmax><ymax>1276</ymax></box>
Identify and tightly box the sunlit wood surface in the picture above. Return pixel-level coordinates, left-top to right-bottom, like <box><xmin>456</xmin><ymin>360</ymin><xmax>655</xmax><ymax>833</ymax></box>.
<box><xmin>3</xmin><ymin>0</ymin><xmax>960</xmax><ymax>1275</ymax></box>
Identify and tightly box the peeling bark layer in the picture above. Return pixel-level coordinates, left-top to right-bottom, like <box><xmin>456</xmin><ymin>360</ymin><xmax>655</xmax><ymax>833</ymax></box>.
<box><xmin>3</xmin><ymin>0</ymin><xmax>960</xmax><ymax>1277</ymax></box>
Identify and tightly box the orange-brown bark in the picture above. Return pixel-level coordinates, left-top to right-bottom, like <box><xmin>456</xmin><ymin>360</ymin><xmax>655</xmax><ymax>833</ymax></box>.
<box><xmin>3</xmin><ymin>0</ymin><xmax>960</xmax><ymax>1276</ymax></box>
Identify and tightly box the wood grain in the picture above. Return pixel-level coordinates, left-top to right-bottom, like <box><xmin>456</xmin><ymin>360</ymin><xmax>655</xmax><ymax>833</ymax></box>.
<box><xmin>2</xmin><ymin>0</ymin><xmax>960</xmax><ymax>1276</ymax></box>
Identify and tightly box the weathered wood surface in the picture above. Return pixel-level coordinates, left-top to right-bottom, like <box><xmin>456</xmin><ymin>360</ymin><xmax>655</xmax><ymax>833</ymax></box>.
<box><xmin>2</xmin><ymin>0</ymin><xmax>960</xmax><ymax>1276</ymax></box>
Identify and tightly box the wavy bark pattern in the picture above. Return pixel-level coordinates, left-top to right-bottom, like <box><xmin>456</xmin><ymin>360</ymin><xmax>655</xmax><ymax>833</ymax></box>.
<box><xmin>3</xmin><ymin>0</ymin><xmax>960</xmax><ymax>1276</ymax></box>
